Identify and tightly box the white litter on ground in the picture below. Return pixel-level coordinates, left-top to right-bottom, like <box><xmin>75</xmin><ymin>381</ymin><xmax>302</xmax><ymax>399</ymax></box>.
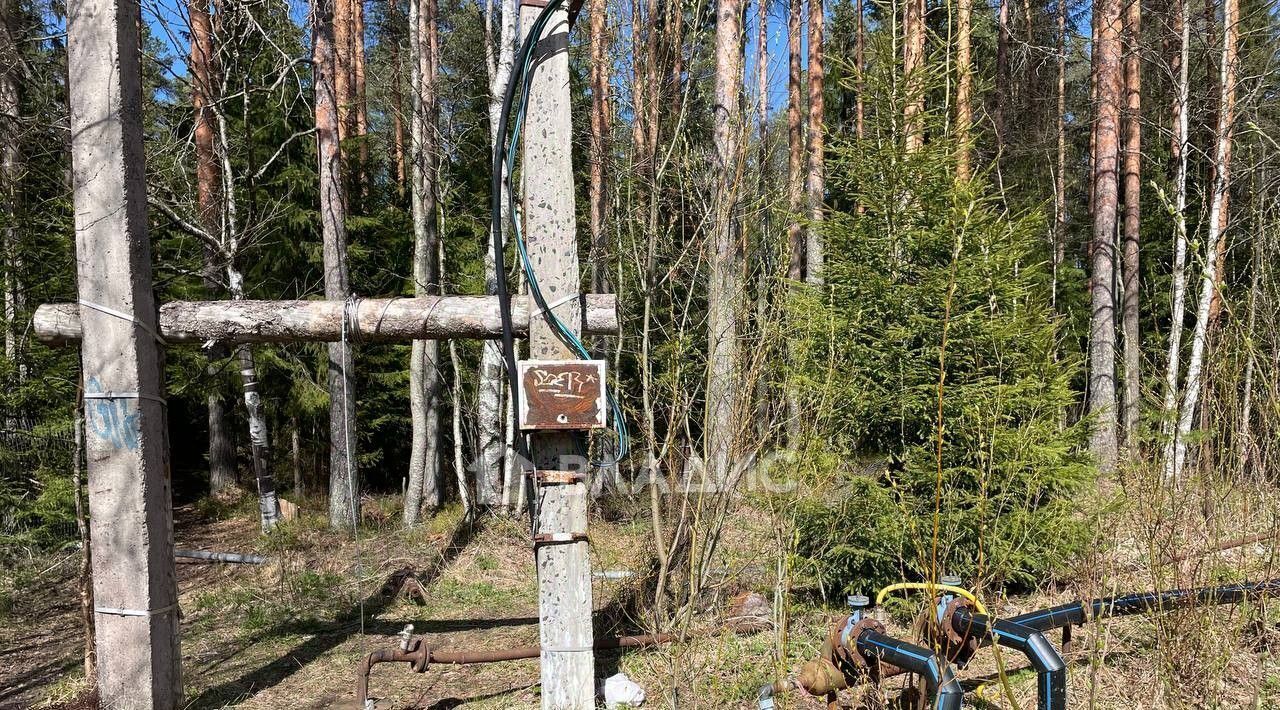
<box><xmin>601</xmin><ymin>672</ymin><xmax>646</xmax><ymax>708</ymax></box>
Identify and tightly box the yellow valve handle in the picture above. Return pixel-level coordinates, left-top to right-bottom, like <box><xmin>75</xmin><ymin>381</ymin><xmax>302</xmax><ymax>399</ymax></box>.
<box><xmin>875</xmin><ymin>582</ymin><xmax>991</xmax><ymax>616</ymax></box>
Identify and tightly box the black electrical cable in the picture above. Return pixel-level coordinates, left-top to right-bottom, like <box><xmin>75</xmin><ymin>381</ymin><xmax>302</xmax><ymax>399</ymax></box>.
<box><xmin>491</xmin><ymin>0</ymin><xmax>628</xmax><ymax>508</ymax></box>
<box><xmin>501</xmin><ymin>8</ymin><xmax>628</xmax><ymax>467</ymax></box>
<box><xmin>489</xmin><ymin>0</ymin><xmax>567</xmax><ymax>527</ymax></box>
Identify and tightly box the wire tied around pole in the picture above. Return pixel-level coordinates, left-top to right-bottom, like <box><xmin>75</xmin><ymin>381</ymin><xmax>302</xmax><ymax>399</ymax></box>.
<box><xmin>341</xmin><ymin>294</ymin><xmax>367</xmax><ymax>644</ymax></box>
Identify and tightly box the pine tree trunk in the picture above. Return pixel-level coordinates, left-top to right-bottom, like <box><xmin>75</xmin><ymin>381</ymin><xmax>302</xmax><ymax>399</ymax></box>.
<box><xmin>668</xmin><ymin>0</ymin><xmax>683</xmax><ymax>99</ymax></box>
<box><xmin>405</xmin><ymin>0</ymin><xmax>442</xmax><ymax>526</ymax></box>
<box><xmin>629</xmin><ymin>0</ymin><xmax>646</xmax><ymax>172</ymax></box>
<box><xmin>1053</xmin><ymin>0</ymin><xmax>1067</xmax><ymax>307</ymax></box>
<box><xmin>190</xmin><ymin>0</ymin><xmax>237</xmax><ymax>493</ymax></box>
<box><xmin>642</xmin><ymin>0</ymin><xmax>659</xmax><ymax>171</ymax></box>
<box><xmin>314</xmin><ymin>0</ymin><xmax>359</xmax><ymax>529</ymax></box>
<box><xmin>476</xmin><ymin>0</ymin><xmax>516</xmax><ymax>508</ymax></box>
<box><xmin>1088</xmin><ymin>0</ymin><xmax>1124</xmax><ymax>473</ymax></box>
<box><xmin>1173</xmin><ymin>0</ymin><xmax>1236</xmax><ymax>481</ymax></box>
<box><xmin>753</xmin><ymin>0</ymin><xmax>770</xmax><ymax>436</ymax></box>
<box><xmin>956</xmin><ymin>0</ymin><xmax>973</xmax><ymax>180</ymax></box>
<box><xmin>389</xmin><ymin>0</ymin><xmax>406</xmax><ymax>192</ymax></box>
<box><xmin>353</xmin><ymin>0</ymin><xmax>368</xmax><ymax>185</ymax></box>
<box><xmin>854</xmin><ymin>0</ymin><xmax>864</xmax><ymax>142</ymax></box>
<box><xmin>588</xmin><ymin>0</ymin><xmax>609</xmax><ymax>295</ymax></box>
<box><xmin>1159</xmin><ymin>0</ymin><xmax>1190</xmax><ymax>477</ymax></box>
<box><xmin>786</xmin><ymin>0</ymin><xmax>803</xmax><ymax>278</ymax></box>
<box><xmin>995</xmin><ymin>0</ymin><xmax>1010</xmax><ymax>152</ymax></box>
<box><xmin>334</xmin><ymin>0</ymin><xmax>352</xmax><ymax>141</ymax></box>
<box><xmin>1120</xmin><ymin>0</ymin><xmax>1142</xmax><ymax>455</ymax></box>
<box><xmin>805</xmin><ymin>0</ymin><xmax>825</xmax><ymax>284</ymax></box>
<box><xmin>785</xmin><ymin>0</ymin><xmax>804</xmax><ymax>440</ymax></box>
<box><xmin>903</xmin><ymin>0</ymin><xmax>925</xmax><ymax>152</ymax></box>
<box><xmin>708</xmin><ymin>0</ymin><xmax>743</xmax><ymax>487</ymax></box>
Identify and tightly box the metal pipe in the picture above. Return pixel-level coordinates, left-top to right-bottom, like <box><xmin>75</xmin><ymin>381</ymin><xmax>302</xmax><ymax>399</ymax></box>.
<box><xmin>793</xmin><ymin>610</ymin><xmax>962</xmax><ymax>710</ymax></box>
<box><xmin>174</xmin><ymin>549</ymin><xmax>267</xmax><ymax>564</ymax></box>
<box><xmin>952</xmin><ymin>607</ymin><xmax>1066</xmax><ymax>710</ymax></box>
<box><xmin>356</xmin><ymin>633</ymin><xmax>673</xmax><ymax>705</ymax></box>
<box><xmin>856</xmin><ymin>630</ymin><xmax>964</xmax><ymax>710</ymax></box>
<box><xmin>1011</xmin><ymin>578</ymin><xmax>1280</xmax><ymax>632</ymax></box>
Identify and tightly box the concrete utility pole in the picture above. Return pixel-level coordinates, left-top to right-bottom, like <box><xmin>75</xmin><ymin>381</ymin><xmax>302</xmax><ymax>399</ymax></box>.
<box><xmin>519</xmin><ymin>2</ymin><xmax>595</xmax><ymax>707</ymax></box>
<box><xmin>51</xmin><ymin>0</ymin><xmax>612</xmax><ymax>704</ymax></box>
<box><xmin>66</xmin><ymin>0</ymin><xmax>182</xmax><ymax>703</ymax></box>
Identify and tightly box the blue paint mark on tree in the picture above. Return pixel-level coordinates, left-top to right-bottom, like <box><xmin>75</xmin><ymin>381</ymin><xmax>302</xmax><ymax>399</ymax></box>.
<box><xmin>86</xmin><ymin>376</ymin><xmax>141</xmax><ymax>451</ymax></box>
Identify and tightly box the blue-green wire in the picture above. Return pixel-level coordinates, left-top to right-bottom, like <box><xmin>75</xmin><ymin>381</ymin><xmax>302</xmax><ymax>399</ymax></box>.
<box><xmin>502</xmin><ymin>5</ymin><xmax>629</xmax><ymax>465</ymax></box>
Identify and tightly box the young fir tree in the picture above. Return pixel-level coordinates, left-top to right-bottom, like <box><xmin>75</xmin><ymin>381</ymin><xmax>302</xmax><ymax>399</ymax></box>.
<box><xmin>789</xmin><ymin>39</ymin><xmax>1093</xmax><ymax>591</ymax></box>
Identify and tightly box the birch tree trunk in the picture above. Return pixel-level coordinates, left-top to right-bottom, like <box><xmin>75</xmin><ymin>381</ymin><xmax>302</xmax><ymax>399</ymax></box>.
<box><xmin>1120</xmin><ymin>0</ymin><xmax>1142</xmax><ymax>454</ymax></box>
<box><xmin>1089</xmin><ymin>0</ymin><xmax>1124</xmax><ymax>473</ymax></box>
<box><xmin>404</xmin><ymin>0</ymin><xmax>442</xmax><ymax>526</ymax></box>
<box><xmin>708</xmin><ymin>0</ymin><xmax>743</xmax><ymax>487</ymax></box>
<box><xmin>291</xmin><ymin>416</ymin><xmax>303</xmax><ymax>497</ymax></box>
<box><xmin>1159</xmin><ymin>0</ymin><xmax>1190</xmax><ymax>477</ymax></box>
<box><xmin>189</xmin><ymin>0</ymin><xmax>237</xmax><ymax>493</ymax></box>
<box><xmin>209</xmin><ymin>76</ymin><xmax>280</xmax><ymax>529</ymax></box>
<box><xmin>1</xmin><ymin>0</ymin><xmax>23</xmax><ymax>393</ymax></box>
<box><xmin>805</xmin><ymin>0</ymin><xmax>825</xmax><ymax>285</ymax></box>
<box><xmin>235</xmin><ymin>342</ymin><xmax>280</xmax><ymax>530</ymax></box>
<box><xmin>476</xmin><ymin>0</ymin><xmax>516</xmax><ymax>508</ymax></box>
<box><xmin>449</xmin><ymin>338</ymin><xmax>471</xmax><ymax>514</ymax></box>
<box><xmin>1172</xmin><ymin>0</ymin><xmax>1237</xmax><ymax>481</ymax></box>
<box><xmin>314</xmin><ymin>0</ymin><xmax>359</xmax><ymax>529</ymax></box>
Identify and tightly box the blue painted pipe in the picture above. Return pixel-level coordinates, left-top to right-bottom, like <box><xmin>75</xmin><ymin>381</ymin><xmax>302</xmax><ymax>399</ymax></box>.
<box><xmin>1011</xmin><ymin>578</ymin><xmax>1280</xmax><ymax>632</ymax></box>
<box><xmin>857</xmin><ymin>630</ymin><xmax>965</xmax><ymax>710</ymax></box>
<box><xmin>952</xmin><ymin>607</ymin><xmax>1066</xmax><ymax>710</ymax></box>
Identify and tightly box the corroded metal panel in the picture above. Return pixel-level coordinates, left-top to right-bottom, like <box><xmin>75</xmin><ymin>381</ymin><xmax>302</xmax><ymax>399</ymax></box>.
<box><xmin>518</xmin><ymin>360</ymin><xmax>607</xmax><ymax>430</ymax></box>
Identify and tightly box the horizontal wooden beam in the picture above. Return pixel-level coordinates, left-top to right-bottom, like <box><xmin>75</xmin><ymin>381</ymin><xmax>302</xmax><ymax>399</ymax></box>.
<box><xmin>34</xmin><ymin>294</ymin><xmax>618</xmax><ymax>345</ymax></box>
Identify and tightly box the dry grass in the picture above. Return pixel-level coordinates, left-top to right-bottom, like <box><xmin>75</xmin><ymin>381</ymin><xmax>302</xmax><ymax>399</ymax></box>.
<box><xmin>5</xmin><ymin>473</ymin><xmax>1280</xmax><ymax>709</ymax></box>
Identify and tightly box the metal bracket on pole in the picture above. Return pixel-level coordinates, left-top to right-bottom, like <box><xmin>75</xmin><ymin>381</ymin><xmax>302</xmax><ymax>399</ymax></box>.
<box><xmin>532</xmin><ymin>532</ymin><xmax>590</xmax><ymax>546</ymax></box>
<box><xmin>531</xmin><ymin>469</ymin><xmax>588</xmax><ymax>485</ymax></box>
<box><xmin>519</xmin><ymin>0</ymin><xmax>585</xmax><ymax>24</ymax></box>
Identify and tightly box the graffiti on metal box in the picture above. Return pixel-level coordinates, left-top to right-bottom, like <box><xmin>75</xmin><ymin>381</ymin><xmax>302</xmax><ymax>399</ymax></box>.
<box><xmin>518</xmin><ymin>360</ymin><xmax>607</xmax><ymax>430</ymax></box>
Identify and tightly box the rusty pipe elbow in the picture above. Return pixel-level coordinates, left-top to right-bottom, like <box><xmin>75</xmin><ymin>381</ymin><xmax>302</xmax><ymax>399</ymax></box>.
<box><xmin>796</xmin><ymin>656</ymin><xmax>849</xmax><ymax>696</ymax></box>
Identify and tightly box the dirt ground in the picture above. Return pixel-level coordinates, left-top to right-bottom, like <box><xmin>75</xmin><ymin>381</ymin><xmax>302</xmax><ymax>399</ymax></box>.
<box><xmin>6</xmin><ymin>484</ymin><xmax>1280</xmax><ymax>709</ymax></box>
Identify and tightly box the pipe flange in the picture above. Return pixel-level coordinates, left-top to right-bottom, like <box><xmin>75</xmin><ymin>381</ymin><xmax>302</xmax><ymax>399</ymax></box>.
<box><xmin>836</xmin><ymin>617</ymin><xmax>885</xmax><ymax>670</ymax></box>
<box><xmin>408</xmin><ymin>638</ymin><xmax>432</xmax><ymax>673</ymax></box>
<box><xmin>936</xmin><ymin>598</ymin><xmax>981</xmax><ymax>664</ymax></box>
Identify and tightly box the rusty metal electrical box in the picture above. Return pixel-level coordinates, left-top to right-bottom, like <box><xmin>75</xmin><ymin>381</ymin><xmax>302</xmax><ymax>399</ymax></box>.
<box><xmin>517</xmin><ymin>360</ymin><xmax>607</xmax><ymax>430</ymax></box>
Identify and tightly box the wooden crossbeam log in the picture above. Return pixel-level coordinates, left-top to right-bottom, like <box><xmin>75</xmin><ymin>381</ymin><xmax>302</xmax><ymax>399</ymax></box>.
<box><xmin>33</xmin><ymin>294</ymin><xmax>618</xmax><ymax>345</ymax></box>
